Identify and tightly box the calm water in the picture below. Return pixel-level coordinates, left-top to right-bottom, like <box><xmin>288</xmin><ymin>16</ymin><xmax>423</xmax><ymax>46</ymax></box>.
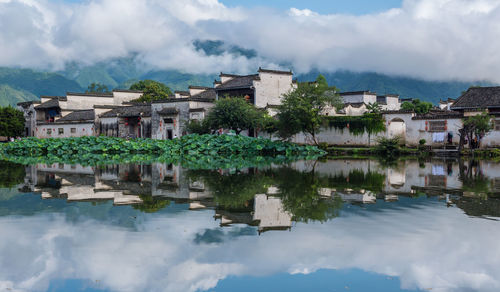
<box><xmin>1</xmin><ymin>158</ymin><xmax>500</xmax><ymax>292</ymax></box>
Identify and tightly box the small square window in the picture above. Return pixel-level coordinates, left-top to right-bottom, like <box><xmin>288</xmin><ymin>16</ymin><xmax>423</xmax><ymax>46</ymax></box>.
<box><xmin>70</xmin><ymin>128</ymin><xmax>76</xmax><ymax>133</ymax></box>
<box><xmin>47</xmin><ymin>128</ymin><xmax>52</xmax><ymax>135</ymax></box>
<box><xmin>58</xmin><ymin>128</ymin><xmax>64</xmax><ymax>135</ymax></box>
<box><xmin>495</xmin><ymin>120</ymin><xmax>500</xmax><ymax>131</ymax></box>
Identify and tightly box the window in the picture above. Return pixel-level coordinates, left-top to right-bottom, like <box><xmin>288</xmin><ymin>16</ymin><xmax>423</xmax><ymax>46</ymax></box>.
<box><xmin>429</xmin><ymin>121</ymin><xmax>446</xmax><ymax>132</ymax></box>
<box><xmin>70</xmin><ymin>128</ymin><xmax>76</xmax><ymax>133</ymax></box>
<box><xmin>58</xmin><ymin>128</ymin><xmax>64</xmax><ymax>135</ymax></box>
<box><xmin>47</xmin><ymin>128</ymin><xmax>52</xmax><ymax>135</ymax></box>
<box><xmin>495</xmin><ymin>120</ymin><xmax>500</xmax><ymax>131</ymax></box>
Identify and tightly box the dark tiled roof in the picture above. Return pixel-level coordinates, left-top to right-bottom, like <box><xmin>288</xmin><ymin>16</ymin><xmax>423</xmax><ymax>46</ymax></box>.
<box><xmin>188</xmin><ymin>85</ymin><xmax>212</xmax><ymax>90</ymax></box>
<box><xmin>41</xmin><ymin>95</ymin><xmax>67</xmax><ymax>101</ymax></box>
<box><xmin>100</xmin><ymin>106</ymin><xmax>151</xmax><ymax>118</ymax></box>
<box><xmin>157</xmin><ymin>107</ymin><xmax>179</xmax><ymax>115</ymax></box>
<box><xmin>451</xmin><ymin>87</ymin><xmax>500</xmax><ymax>109</ymax></box>
<box><xmin>67</xmin><ymin>92</ymin><xmax>113</xmax><ymax>97</ymax></box>
<box><xmin>412</xmin><ymin>110</ymin><xmax>463</xmax><ymax>120</ymax></box>
<box><xmin>340</xmin><ymin>91</ymin><xmax>377</xmax><ymax>96</ymax></box>
<box><xmin>17</xmin><ymin>101</ymin><xmax>36</xmax><ymax>107</ymax></box>
<box><xmin>112</xmin><ymin>89</ymin><xmax>143</xmax><ymax>93</ymax></box>
<box><xmin>216</xmin><ymin>74</ymin><xmax>259</xmax><ymax>90</ymax></box>
<box><xmin>189</xmin><ymin>108</ymin><xmax>205</xmax><ymax>112</ymax></box>
<box><xmin>175</xmin><ymin>91</ymin><xmax>190</xmax><ymax>95</ymax></box>
<box><xmin>57</xmin><ymin>110</ymin><xmax>95</xmax><ymax>122</ymax></box>
<box><xmin>345</xmin><ymin>102</ymin><xmax>366</xmax><ymax>108</ymax></box>
<box><xmin>35</xmin><ymin>98</ymin><xmax>59</xmax><ymax>109</ymax></box>
<box><xmin>151</xmin><ymin>97</ymin><xmax>214</xmax><ymax>104</ymax></box>
<box><xmin>191</xmin><ymin>88</ymin><xmax>216</xmax><ymax>100</ymax></box>
<box><xmin>382</xmin><ymin>110</ymin><xmax>414</xmax><ymax>114</ymax></box>
<box><xmin>258</xmin><ymin>67</ymin><xmax>293</xmax><ymax>75</ymax></box>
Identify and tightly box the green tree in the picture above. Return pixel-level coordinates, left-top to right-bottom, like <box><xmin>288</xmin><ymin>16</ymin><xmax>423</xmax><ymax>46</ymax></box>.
<box><xmin>459</xmin><ymin>112</ymin><xmax>493</xmax><ymax>151</ymax></box>
<box><xmin>276</xmin><ymin>74</ymin><xmax>343</xmax><ymax>144</ymax></box>
<box><xmin>206</xmin><ymin>98</ymin><xmax>266</xmax><ymax>134</ymax></box>
<box><xmin>186</xmin><ymin>119</ymin><xmax>211</xmax><ymax>134</ymax></box>
<box><xmin>0</xmin><ymin>106</ymin><xmax>24</xmax><ymax>137</ymax></box>
<box><xmin>366</xmin><ymin>102</ymin><xmax>382</xmax><ymax>114</ymax></box>
<box><xmin>86</xmin><ymin>82</ymin><xmax>110</xmax><ymax>93</ymax></box>
<box><xmin>129</xmin><ymin>80</ymin><xmax>173</xmax><ymax>102</ymax></box>
<box><xmin>401</xmin><ymin>99</ymin><xmax>433</xmax><ymax>114</ymax></box>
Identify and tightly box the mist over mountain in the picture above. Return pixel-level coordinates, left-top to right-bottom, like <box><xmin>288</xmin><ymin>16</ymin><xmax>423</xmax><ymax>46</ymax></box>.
<box><xmin>0</xmin><ymin>40</ymin><xmax>494</xmax><ymax>106</ymax></box>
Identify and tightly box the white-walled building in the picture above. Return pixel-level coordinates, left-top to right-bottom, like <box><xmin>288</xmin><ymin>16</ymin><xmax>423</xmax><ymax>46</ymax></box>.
<box><xmin>214</xmin><ymin>68</ymin><xmax>296</xmax><ymax>113</ymax></box>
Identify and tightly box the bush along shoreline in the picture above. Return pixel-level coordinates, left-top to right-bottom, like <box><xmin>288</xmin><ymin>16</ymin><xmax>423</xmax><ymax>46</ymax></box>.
<box><xmin>0</xmin><ymin>134</ymin><xmax>326</xmax><ymax>161</ymax></box>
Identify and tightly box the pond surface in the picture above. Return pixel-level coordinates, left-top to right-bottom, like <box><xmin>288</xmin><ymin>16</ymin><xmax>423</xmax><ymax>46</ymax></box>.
<box><xmin>1</xmin><ymin>158</ymin><xmax>500</xmax><ymax>292</ymax></box>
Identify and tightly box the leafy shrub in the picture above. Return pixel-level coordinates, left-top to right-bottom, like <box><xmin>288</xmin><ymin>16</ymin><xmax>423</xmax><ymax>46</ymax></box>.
<box><xmin>419</xmin><ymin>139</ymin><xmax>426</xmax><ymax>146</ymax></box>
<box><xmin>375</xmin><ymin>136</ymin><xmax>401</xmax><ymax>156</ymax></box>
<box><xmin>186</xmin><ymin>119</ymin><xmax>211</xmax><ymax>135</ymax></box>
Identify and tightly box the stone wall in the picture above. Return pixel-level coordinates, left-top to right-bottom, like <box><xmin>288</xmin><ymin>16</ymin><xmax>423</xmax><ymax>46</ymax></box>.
<box><xmin>151</xmin><ymin>101</ymin><xmax>190</xmax><ymax>140</ymax></box>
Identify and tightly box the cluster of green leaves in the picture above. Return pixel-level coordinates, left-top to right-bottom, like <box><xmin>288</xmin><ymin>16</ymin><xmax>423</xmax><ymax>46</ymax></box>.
<box><xmin>401</xmin><ymin>99</ymin><xmax>433</xmax><ymax>114</ymax></box>
<box><xmin>129</xmin><ymin>80</ymin><xmax>173</xmax><ymax>102</ymax></box>
<box><xmin>325</xmin><ymin>113</ymin><xmax>386</xmax><ymax>136</ymax></box>
<box><xmin>375</xmin><ymin>136</ymin><xmax>402</xmax><ymax>156</ymax></box>
<box><xmin>461</xmin><ymin>112</ymin><xmax>493</xmax><ymax>148</ymax></box>
<box><xmin>1</xmin><ymin>134</ymin><xmax>325</xmax><ymax>164</ymax></box>
<box><xmin>276</xmin><ymin>74</ymin><xmax>343</xmax><ymax>144</ymax></box>
<box><xmin>186</xmin><ymin>119</ymin><xmax>211</xmax><ymax>135</ymax></box>
<box><xmin>203</xmin><ymin>98</ymin><xmax>269</xmax><ymax>134</ymax></box>
<box><xmin>0</xmin><ymin>106</ymin><xmax>24</xmax><ymax>137</ymax></box>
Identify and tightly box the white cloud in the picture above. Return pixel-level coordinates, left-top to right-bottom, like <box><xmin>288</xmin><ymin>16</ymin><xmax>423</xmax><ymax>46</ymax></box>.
<box><xmin>1</xmin><ymin>197</ymin><xmax>500</xmax><ymax>292</ymax></box>
<box><xmin>1</xmin><ymin>0</ymin><xmax>500</xmax><ymax>81</ymax></box>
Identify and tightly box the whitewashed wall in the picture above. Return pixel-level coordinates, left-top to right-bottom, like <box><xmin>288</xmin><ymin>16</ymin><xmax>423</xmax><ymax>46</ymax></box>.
<box><xmin>35</xmin><ymin>123</ymin><xmax>94</xmax><ymax>138</ymax></box>
<box><xmin>253</xmin><ymin>72</ymin><xmax>294</xmax><ymax>108</ymax></box>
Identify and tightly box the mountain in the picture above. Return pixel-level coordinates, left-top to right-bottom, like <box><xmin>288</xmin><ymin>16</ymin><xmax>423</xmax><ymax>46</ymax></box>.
<box><xmin>0</xmin><ymin>47</ymin><xmax>495</xmax><ymax>107</ymax></box>
<box><xmin>0</xmin><ymin>84</ymin><xmax>37</xmax><ymax>107</ymax></box>
<box><xmin>0</xmin><ymin>67</ymin><xmax>83</xmax><ymax>106</ymax></box>
<box><xmin>297</xmin><ymin>71</ymin><xmax>494</xmax><ymax>103</ymax></box>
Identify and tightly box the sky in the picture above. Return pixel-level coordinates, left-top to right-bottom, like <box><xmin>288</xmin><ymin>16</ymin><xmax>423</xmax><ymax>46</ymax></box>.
<box><xmin>1</xmin><ymin>0</ymin><xmax>500</xmax><ymax>82</ymax></box>
<box><xmin>219</xmin><ymin>0</ymin><xmax>404</xmax><ymax>15</ymax></box>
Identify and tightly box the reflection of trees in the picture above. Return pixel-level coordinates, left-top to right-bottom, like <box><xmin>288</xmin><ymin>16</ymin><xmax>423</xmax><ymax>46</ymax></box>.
<box><xmin>132</xmin><ymin>195</ymin><xmax>170</xmax><ymax>213</ymax></box>
<box><xmin>188</xmin><ymin>169</ymin><xmax>272</xmax><ymax>210</ymax></box>
<box><xmin>269</xmin><ymin>167</ymin><xmax>343</xmax><ymax>223</ymax></box>
<box><xmin>325</xmin><ymin>169</ymin><xmax>386</xmax><ymax>193</ymax></box>
<box><xmin>459</xmin><ymin>160</ymin><xmax>490</xmax><ymax>195</ymax></box>
<box><xmin>189</xmin><ymin>166</ymin><xmax>345</xmax><ymax>223</ymax></box>
<box><xmin>0</xmin><ymin>161</ymin><xmax>25</xmax><ymax>188</ymax></box>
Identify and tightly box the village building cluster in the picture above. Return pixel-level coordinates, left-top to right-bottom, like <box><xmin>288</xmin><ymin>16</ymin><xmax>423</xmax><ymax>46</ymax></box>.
<box><xmin>16</xmin><ymin>67</ymin><xmax>500</xmax><ymax>148</ymax></box>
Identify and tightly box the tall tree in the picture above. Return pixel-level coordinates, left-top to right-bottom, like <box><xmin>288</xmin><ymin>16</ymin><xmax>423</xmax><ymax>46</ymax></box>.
<box><xmin>458</xmin><ymin>112</ymin><xmax>493</xmax><ymax>152</ymax></box>
<box><xmin>401</xmin><ymin>99</ymin><xmax>433</xmax><ymax>114</ymax></box>
<box><xmin>86</xmin><ymin>82</ymin><xmax>110</xmax><ymax>93</ymax></box>
<box><xmin>0</xmin><ymin>106</ymin><xmax>24</xmax><ymax>138</ymax></box>
<box><xmin>276</xmin><ymin>74</ymin><xmax>343</xmax><ymax>144</ymax></box>
<box><xmin>130</xmin><ymin>80</ymin><xmax>173</xmax><ymax>102</ymax></box>
<box><xmin>206</xmin><ymin>98</ymin><xmax>265</xmax><ymax>134</ymax></box>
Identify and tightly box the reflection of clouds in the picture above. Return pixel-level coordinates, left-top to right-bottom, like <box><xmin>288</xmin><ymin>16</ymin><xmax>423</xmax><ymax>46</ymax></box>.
<box><xmin>1</xmin><ymin>201</ymin><xmax>500</xmax><ymax>292</ymax></box>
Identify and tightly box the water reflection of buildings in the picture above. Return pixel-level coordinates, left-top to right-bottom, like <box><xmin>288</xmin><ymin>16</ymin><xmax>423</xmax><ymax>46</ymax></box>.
<box><xmin>20</xmin><ymin>163</ymin><xmax>293</xmax><ymax>233</ymax></box>
<box><xmin>18</xmin><ymin>158</ymin><xmax>500</xmax><ymax>231</ymax></box>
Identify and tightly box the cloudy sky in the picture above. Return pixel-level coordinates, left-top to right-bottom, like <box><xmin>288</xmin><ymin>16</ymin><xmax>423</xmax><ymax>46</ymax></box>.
<box><xmin>1</xmin><ymin>0</ymin><xmax>500</xmax><ymax>82</ymax></box>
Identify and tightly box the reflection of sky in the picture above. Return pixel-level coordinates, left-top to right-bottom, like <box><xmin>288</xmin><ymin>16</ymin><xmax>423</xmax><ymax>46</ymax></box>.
<box><xmin>1</xmin><ymin>196</ymin><xmax>500</xmax><ymax>292</ymax></box>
